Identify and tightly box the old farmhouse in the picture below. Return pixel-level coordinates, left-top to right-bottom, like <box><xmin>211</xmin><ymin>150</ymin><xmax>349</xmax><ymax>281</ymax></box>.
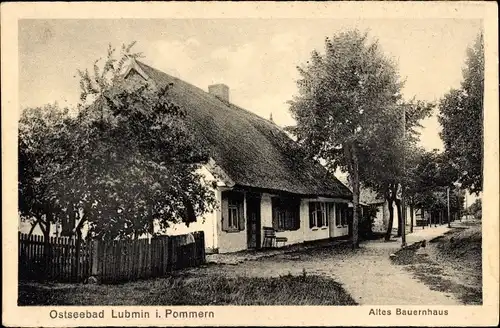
<box><xmin>121</xmin><ymin>59</ymin><xmax>354</xmax><ymax>253</ymax></box>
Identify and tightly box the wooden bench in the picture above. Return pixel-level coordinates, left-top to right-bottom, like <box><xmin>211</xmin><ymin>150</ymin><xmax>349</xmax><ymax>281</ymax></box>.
<box><xmin>262</xmin><ymin>227</ymin><xmax>288</xmax><ymax>248</ymax></box>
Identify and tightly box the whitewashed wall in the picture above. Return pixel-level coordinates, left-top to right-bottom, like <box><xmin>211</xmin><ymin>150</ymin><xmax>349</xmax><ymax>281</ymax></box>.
<box><xmin>215</xmin><ymin>190</ymin><xmax>246</xmax><ymax>253</ymax></box>
<box><xmin>162</xmin><ymin>196</ymin><xmax>219</xmax><ymax>251</ymax></box>
<box><xmin>371</xmin><ymin>201</ymin><xmax>421</xmax><ymax>233</ymax></box>
<box><xmin>372</xmin><ymin>203</ymin><xmax>389</xmax><ymax>233</ymax></box>
<box><xmin>153</xmin><ymin>165</ymin><xmax>220</xmax><ymax>250</ymax></box>
<box><xmin>304</xmin><ymin>199</ymin><xmax>330</xmax><ymax>241</ymax></box>
<box><xmin>260</xmin><ymin>194</ymin><xmax>347</xmax><ymax>247</ymax></box>
<box><xmin>260</xmin><ymin>193</ymin><xmax>305</xmax><ymax>247</ymax></box>
<box><xmin>18</xmin><ymin>216</ymin><xmax>89</xmax><ymax>238</ymax></box>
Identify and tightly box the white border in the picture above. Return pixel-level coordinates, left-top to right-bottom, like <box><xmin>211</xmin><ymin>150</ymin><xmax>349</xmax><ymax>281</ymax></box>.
<box><xmin>2</xmin><ymin>2</ymin><xmax>498</xmax><ymax>327</ymax></box>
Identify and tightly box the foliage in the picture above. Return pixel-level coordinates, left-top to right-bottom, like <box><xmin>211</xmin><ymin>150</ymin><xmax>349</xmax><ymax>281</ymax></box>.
<box><xmin>77</xmin><ymin>42</ymin><xmax>143</xmax><ymax>104</ymax></box>
<box><xmin>18</xmin><ymin>104</ymin><xmax>75</xmax><ymax>237</ymax></box>
<box><xmin>288</xmin><ymin>29</ymin><xmax>405</xmax><ymax>248</ymax></box>
<box><xmin>359</xmin><ymin>100</ymin><xmax>433</xmax><ymax>196</ymax></box>
<box><xmin>358</xmin><ymin>206</ymin><xmax>377</xmax><ymax>240</ymax></box>
<box><xmin>438</xmin><ymin>32</ymin><xmax>484</xmax><ymax>194</ymax></box>
<box><xmin>408</xmin><ymin>150</ymin><xmax>465</xmax><ymax>214</ymax></box>
<box><xmin>466</xmin><ymin>198</ymin><xmax>482</xmax><ymax>220</ymax></box>
<box><xmin>348</xmin><ymin>65</ymin><xmax>433</xmax><ymax>238</ymax></box>
<box><xmin>18</xmin><ymin>42</ymin><xmax>217</xmax><ymax>240</ymax></box>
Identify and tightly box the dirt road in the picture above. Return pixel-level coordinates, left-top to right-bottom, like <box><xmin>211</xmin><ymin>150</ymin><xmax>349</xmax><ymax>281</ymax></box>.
<box><xmin>196</xmin><ymin>225</ymin><xmax>461</xmax><ymax>305</ymax></box>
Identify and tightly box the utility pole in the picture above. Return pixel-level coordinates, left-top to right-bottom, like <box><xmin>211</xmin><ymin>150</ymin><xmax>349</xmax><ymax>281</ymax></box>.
<box><xmin>447</xmin><ymin>186</ymin><xmax>451</xmax><ymax>228</ymax></box>
<box><xmin>464</xmin><ymin>190</ymin><xmax>469</xmax><ymax>221</ymax></box>
<box><xmin>457</xmin><ymin>189</ymin><xmax>461</xmax><ymax>222</ymax></box>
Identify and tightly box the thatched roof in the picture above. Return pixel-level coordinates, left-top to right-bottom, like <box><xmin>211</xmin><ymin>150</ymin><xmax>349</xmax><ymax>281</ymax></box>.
<box><xmin>132</xmin><ymin>61</ymin><xmax>352</xmax><ymax>199</ymax></box>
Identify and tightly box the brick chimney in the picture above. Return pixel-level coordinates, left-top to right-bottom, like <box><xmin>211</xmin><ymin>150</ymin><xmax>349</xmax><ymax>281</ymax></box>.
<box><xmin>208</xmin><ymin>84</ymin><xmax>229</xmax><ymax>102</ymax></box>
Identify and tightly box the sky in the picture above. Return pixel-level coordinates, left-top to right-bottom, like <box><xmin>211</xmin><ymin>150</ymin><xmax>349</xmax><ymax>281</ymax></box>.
<box><xmin>17</xmin><ymin>18</ymin><xmax>483</xmax><ymax>206</ymax></box>
<box><xmin>19</xmin><ymin>18</ymin><xmax>481</xmax><ymax>152</ymax></box>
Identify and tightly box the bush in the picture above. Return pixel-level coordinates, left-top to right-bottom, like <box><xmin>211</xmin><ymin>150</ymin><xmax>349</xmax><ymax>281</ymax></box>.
<box><xmin>359</xmin><ymin>206</ymin><xmax>377</xmax><ymax>240</ymax></box>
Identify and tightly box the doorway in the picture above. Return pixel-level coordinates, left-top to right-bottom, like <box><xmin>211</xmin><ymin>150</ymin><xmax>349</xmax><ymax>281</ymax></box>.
<box><xmin>246</xmin><ymin>194</ymin><xmax>261</xmax><ymax>249</ymax></box>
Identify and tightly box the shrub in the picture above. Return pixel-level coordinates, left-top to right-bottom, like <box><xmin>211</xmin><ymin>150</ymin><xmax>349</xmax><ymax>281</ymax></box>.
<box><xmin>359</xmin><ymin>206</ymin><xmax>377</xmax><ymax>240</ymax></box>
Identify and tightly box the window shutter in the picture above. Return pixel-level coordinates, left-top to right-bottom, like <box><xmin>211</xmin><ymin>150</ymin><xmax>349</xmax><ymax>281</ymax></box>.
<box><xmin>309</xmin><ymin>202</ymin><xmax>315</xmax><ymax>228</ymax></box>
<box><xmin>238</xmin><ymin>200</ymin><xmax>245</xmax><ymax>231</ymax></box>
<box><xmin>339</xmin><ymin>207</ymin><xmax>343</xmax><ymax>226</ymax></box>
<box><xmin>271</xmin><ymin>198</ymin><xmax>279</xmax><ymax>230</ymax></box>
<box><xmin>272</xmin><ymin>209</ymin><xmax>279</xmax><ymax>230</ymax></box>
<box><xmin>294</xmin><ymin>202</ymin><xmax>301</xmax><ymax>230</ymax></box>
<box><xmin>326</xmin><ymin>203</ymin><xmax>331</xmax><ymax>227</ymax></box>
<box><xmin>285</xmin><ymin>211</ymin><xmax>292</xmax><ymax>230</ymax></box>
<box><xmin>221</xmin><ymin>196</ymin><xmax>229</xmax><ymax>232</ymax></box>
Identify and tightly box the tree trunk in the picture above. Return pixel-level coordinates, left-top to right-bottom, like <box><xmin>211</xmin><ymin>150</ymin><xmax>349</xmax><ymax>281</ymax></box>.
<box><xmin>71</xmin><ymin>210</ymin><xmax>88</xmax><ymax>239</ymax></box>
<box><xmin>75</xmin><ymin>229</ymin><xmax>82</xmax><ymax>281</ymax></box>
<box><xmin>395</xmin><ymin>198</ymin><xmax>402</xmax><ymax>236</ymax></box>
<box><xmin>344</xmin><ymin>141</ymin><xmax>360</xmax><ymax>249</ymax></box>
<box><xmin>149</xmin><ymin>218</ymin><xmax>156</xmax><ymax>238</ymax></box>
<box><xmin>62</xmin><ymin>206</ymin><xmax>77</xmax><ymax>237</ymax></box>
<box><xmin>42</xmin><ymin>214</ymin><xmax>52</xmax><ymax>280</ymax></box>
<box><xmin>458</xmin><ymin>198</ymin><xmax>461</xmax><ymax>221</ymax></box>
<box><xmin>385</xmin><ymin>198</ymin><xmax>394</xmax><ymax>241</ymax></box>
<box><xmin>28</xmin><ymin>216</ymin><xmax>41</xmax><ymax>236</ymax></box>
<box><xmin>351</xmin><ymin>144</ymin><xmax>360</xmax><ymax>249</ymax></box>
<box><xmin>409</xmin><ymin>204</ymin><xmax>414</xmax><ymax>233</ymax></box>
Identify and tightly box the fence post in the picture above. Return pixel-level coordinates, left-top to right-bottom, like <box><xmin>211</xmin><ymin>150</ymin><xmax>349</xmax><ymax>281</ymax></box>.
<box><xmin>200</xmin><ymin>231</ymin><xmax>206</xmax><ymax>264</ymax></box>
<box><xmin>74</xmin><ymin>233</ymin><xmax>81</xmax><ymax>282</ymax></box>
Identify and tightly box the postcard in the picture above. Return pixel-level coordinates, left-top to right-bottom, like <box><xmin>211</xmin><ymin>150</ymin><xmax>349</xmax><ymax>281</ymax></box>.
<box><xmin>2</xmin><ymin>1</ymin><xmax>498</xmax><ymax>327</ymax></box>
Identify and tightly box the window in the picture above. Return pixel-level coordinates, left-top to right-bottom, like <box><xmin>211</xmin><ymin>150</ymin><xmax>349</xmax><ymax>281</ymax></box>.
<box><xmin>335</xmin><ymin>203</ymin><xmax>349</xmax><ymax>227</ymax></box>
<box><xmin>222</xmin><ymin>191</ymin><xmax>244</xmax><ymax>232</ymax></box>
<box><xmin>309</xmin><ymin>202</ymin><xmax>330</xmax><ymax>229</ymax></box>
<box><xmin>272</xmin><ymin>197</ymin><xmax>300</xmax><ymax>231</ymax></box>
<box><xmin>228</xmin><ymin>198</ymin><xmax>240</xmax><ymax>229</ymax></box>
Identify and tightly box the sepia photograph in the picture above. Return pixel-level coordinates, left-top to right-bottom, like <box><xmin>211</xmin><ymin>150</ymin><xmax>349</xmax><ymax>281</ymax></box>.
<box><xmin>2</xmin><ymin>1</ymin><xmax>498</xmax><ymax>327</ymax></box>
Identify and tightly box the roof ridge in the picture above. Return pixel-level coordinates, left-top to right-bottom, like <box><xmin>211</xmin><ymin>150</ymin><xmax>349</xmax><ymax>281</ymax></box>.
<box><xmin>136</xmin><ymin>60</ymin><xmax>302</xmax><ymax>147</ymax></box>
<box><xmin>132</xmin><ymin>60</ymin><xmax>352</xmax><ymax>198</ymax></box>
<box><xmin>137</xmin><ymin>60</ymin><xmax>281</xmax><ymax>126</ymax></box>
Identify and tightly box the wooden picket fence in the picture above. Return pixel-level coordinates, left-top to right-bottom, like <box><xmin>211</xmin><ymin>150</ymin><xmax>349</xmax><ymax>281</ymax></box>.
<box><xmin>18</xmin><ymin>232</ymin><xmax>93</xmax><ymax>282</ymax></box>
<box><xmin>18</xmin><ymin>231</ymin><xmax>206</xmax><ymax>284</ymax></box>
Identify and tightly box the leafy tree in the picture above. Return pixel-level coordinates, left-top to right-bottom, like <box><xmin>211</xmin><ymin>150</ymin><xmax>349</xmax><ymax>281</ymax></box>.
<box><xmin>466</xmin><ymin>198</ymin><xmax>482</xmax><ymax>220</ymax></box>
<box><xmin>18</xmin><ymin>104</ymin><xmax>74</xmax><ymax>238</ymax></box>
<box><xmin>359</xmin><ymin>100</ymin><xmax>433</xmax><ymax>239</ymax></box>
<box><xmin>18</xmin><ymin>104</ymin><xmax>78</xmax><ymax>276</ymax></box>
<box><xmin>67</xmin><ymin>82</ymin><xmax>216</xmax><ymax>241</ymax></box>
<box><xmin>288</xmin><ymin>30</ymin><xmax>404</xmax><ymax>248</ymax></box>
<box><xmin>439</xmin><ymin>32</ymin><xmax>484</xmax><ymax>194</ymax></box>
<box><xmin>18</xmin><ymin>42</ymin><xmax>217</xmax><ymax>242</ymax></box>
<box><xmin>408</xmin><ymin>150</ymin><xmax>465</xmax><ymax>224</ymax></box>
<box><xmin>404</xmin><ymin>146</ymin><xmax>427</xmax><ymax>232</ymax></box>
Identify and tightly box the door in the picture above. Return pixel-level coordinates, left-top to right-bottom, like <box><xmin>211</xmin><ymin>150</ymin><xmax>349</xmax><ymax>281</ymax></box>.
<box><xmin>246</xmin><ymin>195</ymin><xmax>261</xmax><ymax>249</ymax></box>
